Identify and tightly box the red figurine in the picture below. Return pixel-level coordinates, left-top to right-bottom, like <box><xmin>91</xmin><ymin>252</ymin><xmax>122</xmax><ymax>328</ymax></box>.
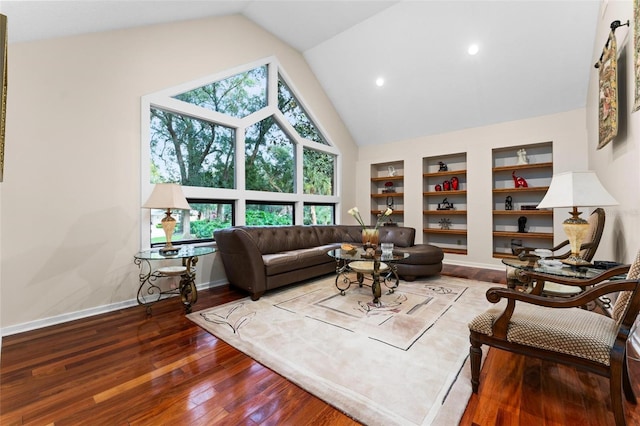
<box><xmin>443</xmin><ymin>180</ymin><xmax>451</xmax><ymax>191</ymax></box>
<box><xmin>435</xmin><ymin>184</ymin><xmax>442</xmax><ymax>191</ymax></box>
<box><xmin>450</xmin><ymin>176</ymin><xmax>459</xmax><ymax>190</ymax></box>
<box><xmin>512</xmin><ymin>171</ymin><xmax>528</xmax><ymax>188</ymax></box>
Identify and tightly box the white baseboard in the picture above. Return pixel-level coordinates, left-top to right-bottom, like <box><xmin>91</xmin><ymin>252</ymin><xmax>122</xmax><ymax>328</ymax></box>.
<box><xmin>1</xmin><ymin>280</ymin><xmax>228</xmax><ymax>337</ymax></box>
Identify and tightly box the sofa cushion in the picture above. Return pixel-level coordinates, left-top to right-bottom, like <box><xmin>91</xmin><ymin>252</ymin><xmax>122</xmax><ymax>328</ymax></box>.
<box><xmin>263</xmin><ymin>246</ymin><xmax>335</xmax><ymax>276</ymax></box>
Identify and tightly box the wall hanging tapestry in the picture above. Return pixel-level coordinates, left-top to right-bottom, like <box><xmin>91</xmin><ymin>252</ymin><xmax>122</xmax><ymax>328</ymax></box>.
<box><xmin>596</xmin><ymin>28</ymin><xmax>619</xmax><ymax>149</ymax></box>
<box><xmin>634</xmin><ymin>0</ymin><xmax>640</xmax><ymax>112</ymax></box>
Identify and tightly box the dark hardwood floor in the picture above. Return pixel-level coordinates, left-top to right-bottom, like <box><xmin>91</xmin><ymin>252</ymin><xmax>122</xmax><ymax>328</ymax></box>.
<box><xmin>1</xmin><ymin>265</ymin><xmax>639</xmax><ymax>425</ymax></box>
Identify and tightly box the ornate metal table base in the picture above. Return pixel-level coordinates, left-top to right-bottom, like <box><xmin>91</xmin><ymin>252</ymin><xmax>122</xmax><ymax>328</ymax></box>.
<box><xmin>134</xmin><ymin>256</ymin><xmax>199</xmax><ymax>314</ymax></box>
<box><xmin>334</xmin><ymin>259</ymin><xmax>400</xmax><ymax>304</ymax></box>
<box><xmin>134</xmin><ymin>247</ymin><xmax>214</xmax><ymax>315</ymax></box>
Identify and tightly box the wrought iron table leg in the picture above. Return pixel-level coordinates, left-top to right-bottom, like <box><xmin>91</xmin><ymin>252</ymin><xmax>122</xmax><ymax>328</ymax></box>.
<box><xmin>371</xmin><ymin>259</ymin><xmax>382</xmax><ymax>304</ymax></box>
<box><xmin>135</xmin><ymin>258</ymin><xmax>163</xmax><ymax>315</ymax></box>
<box><xmin>335</xmin><ymin>259</ymin><xmax>353</xmax><ymax>295</ymax></box>
<box><xmin>383</xmin><ymin>264</ymin><xmax>400</xmax><ymax>294</ymax></box>
<box><xmin>179</xmin><ymin>256</ymin><xmax>199</xmax><ymax>313</ymax></box>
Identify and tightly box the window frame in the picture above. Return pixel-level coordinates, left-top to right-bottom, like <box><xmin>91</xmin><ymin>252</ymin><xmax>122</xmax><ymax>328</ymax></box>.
<box><xmin>140</xmin><ymin>57</ymin><xmax>340</xmax><ymax>249</ymax></box>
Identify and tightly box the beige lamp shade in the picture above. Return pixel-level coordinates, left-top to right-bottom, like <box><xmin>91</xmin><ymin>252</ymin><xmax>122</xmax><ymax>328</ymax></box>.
<box><xmin>537</xmin><ymin>171</ymin><xmax>617</xmax><ymax>265</ymax></box>
<box><xmin>142</xmin><ymin>183</ymin><xmax>191</xmax><ymax>211</ymax></box>
<box><xmin>537</xmin><ymin>171</ymin><xmax>618</xmax><ymax>209</ymax></box>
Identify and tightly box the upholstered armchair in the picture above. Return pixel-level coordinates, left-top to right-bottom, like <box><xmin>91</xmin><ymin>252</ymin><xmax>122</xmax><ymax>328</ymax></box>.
<box><xmin>469</xmin><ymin>251</ymin><xmax>640</xmax><ymax>426</ymax></box>
<box><xmin>506</xmin><ymin>207</ymin><xmax>606</xmax><ymax>295</ymax></box>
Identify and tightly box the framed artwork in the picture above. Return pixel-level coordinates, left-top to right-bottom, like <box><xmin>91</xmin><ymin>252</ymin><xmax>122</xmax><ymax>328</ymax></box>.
<box><xmin>597</xmin><ymin>30</ymin><xmax>618</xmax><ymax>150</ymax></box>
<box><xmin>634</xmin><ymin>0</ymin><xmax>640</xmax><ymax>112</ymax></box>
<box><xmin>0</xmin><ymin>14</ymin><xmax>6</xmax><ymax>182</ymax></box>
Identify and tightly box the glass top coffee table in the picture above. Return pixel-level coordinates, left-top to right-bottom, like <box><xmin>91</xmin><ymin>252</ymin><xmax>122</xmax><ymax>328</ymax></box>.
<box><xmin>328</xmin><ymin>248</ymin><xmax>409</xmax><ymax>304</ymax></box>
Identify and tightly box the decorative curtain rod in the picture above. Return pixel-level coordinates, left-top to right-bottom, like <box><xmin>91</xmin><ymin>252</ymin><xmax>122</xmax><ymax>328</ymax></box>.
<box><xmin>594</xmin><ymin>20</ymin><xmax>630</xmax><ymax>68</ymax></box>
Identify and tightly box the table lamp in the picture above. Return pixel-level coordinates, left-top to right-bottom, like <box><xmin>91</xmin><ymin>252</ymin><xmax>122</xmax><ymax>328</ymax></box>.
<box><xmin>537</xmin><ymin>171</ymin><xmax>617</xmax><ymax>266</ymax></box>
<box><xmin>143</xmin><ymin>183</ymin><xmax>191</xmax><ymax>255</ymax></box>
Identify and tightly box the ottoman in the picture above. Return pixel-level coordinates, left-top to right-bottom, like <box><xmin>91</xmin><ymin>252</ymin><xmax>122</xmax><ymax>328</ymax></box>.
<box><xmin>396</xmin><ymin>244</ymin><xmax>444</xmax><ymax>281</ymax></box>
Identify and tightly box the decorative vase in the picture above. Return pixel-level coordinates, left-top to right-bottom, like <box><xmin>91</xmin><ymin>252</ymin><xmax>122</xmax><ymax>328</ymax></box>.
<box><xmin>362</xmin><ymin>228</ymin><xmax>380</xmax><ymax>248</ymax></box>
<box><xmin>435</xmin><ymin>184</ymin><xmax>442</xmax><ymax>191</ymax></box>
<box><xmin>443</xmin><ymin>180</ymin><xmax>451</xmax><ymax>191</ymax></box>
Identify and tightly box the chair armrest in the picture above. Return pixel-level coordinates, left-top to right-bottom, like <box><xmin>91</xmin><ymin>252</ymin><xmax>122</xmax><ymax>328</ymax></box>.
<box><xmin>486</xmin><ymin>279</ymin><xmax>639</xmax><ymax>309</ymax></box>
<box><xmin>485</xmin><ymin>278</ymin><xmax>639</xmax><ymax>338</ymax></box>
<box><xmin>515</xmin><ymin>241</ymin><xmax>571</xmax><ymax>260</ymax></box>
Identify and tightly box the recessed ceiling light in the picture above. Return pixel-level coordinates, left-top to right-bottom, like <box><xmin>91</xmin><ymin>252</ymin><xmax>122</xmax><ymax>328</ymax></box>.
<box><xmin>375</xmin><ymin>77</ymin><xmax>385</xmax><ymax>87</ymax></box>
<box><xmin>468</xmin><ymin>44</ymin><xmax>479</xmax><ymax>55</ymax></box>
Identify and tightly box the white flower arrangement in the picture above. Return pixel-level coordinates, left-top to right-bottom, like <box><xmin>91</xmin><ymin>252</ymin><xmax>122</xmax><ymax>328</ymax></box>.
<box><xmin>348</xmin><ymin>207</ymin><xmax>393</xmax><ymax>231</ymax></box>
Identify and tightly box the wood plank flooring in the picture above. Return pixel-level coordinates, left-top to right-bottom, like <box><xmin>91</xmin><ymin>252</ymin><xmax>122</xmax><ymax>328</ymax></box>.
<box><xmin>1</xmin><ymin>264</ymin><xmax>639</xmax><ymax>425</ymax></box>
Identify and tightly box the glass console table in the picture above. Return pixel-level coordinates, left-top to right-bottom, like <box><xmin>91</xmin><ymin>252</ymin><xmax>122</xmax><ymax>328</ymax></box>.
<box><xmin>134</xmin><ymin>246</ymin><xmax>215</xmax><ymax>314</ymax></box>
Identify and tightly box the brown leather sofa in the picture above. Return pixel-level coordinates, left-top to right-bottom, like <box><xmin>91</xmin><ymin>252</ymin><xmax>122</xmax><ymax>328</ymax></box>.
<box><xmin>214</xmin><ymin>225</ymin><xmax>444</xmax><ymax>300</ymax></box>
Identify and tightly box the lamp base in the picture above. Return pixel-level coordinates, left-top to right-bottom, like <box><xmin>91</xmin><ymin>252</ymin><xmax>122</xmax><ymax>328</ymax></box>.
<box><xmin>561</xmin><ymin>255</ymin><xmax>592</xmax><ymax>266</ymax></box>
<box><xmin>159</xmin><ymin>246</ymin><xmax>180</xmax><ymax>256</ymax></box>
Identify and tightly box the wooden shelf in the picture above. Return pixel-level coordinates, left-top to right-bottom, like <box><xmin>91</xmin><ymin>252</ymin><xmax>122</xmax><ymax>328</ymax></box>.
<box><xmin>423</xmin><ymin>170</ymin><xmax>467</xmax><ymax>178</ymax></box>
<box><xmin>492</xmin><ymin>210</ymin><xmax>552</xmax><ymax>216</ymax></box>
<box><xmin>443</xmin><ymin>248</ymin><xmax>468</xmax><ymax>255</ymax></box>
<box><xmin>371</xmin><ymin>210</ymin><xmax>404</xmax><ymax>215</ymax></box>
<box><xmin>423</xmin><ymin>210</ymin><xmax>467</xmax><ymax>215</ymax></box>
<box><xmin>371</xmin><ymin>192</ymin><xmax>403</xmax><ymax>198</ymax></box>
<box><xmin>423</xmin><ymin>190</ymin><xmax>467</xmax><ymax>196</ymax></box>
<box><xmin>492</xmin><ymin>231</ymin><xmax>553</xmax><ymax>239</ymax></box>
<box><xmin>371</xmin><ymin>175</ymin><xmax>404</xmax><ymax>182</ymax></box>
<box><xmin>492</xmin><ymin>187</ymin><xmax>549</xmax><ymax>194</ymax></box>
<box><xmin>492</xmin><ymin>162</ymin><xmax>553</xmax><ymax>173</ymax></box>
<box><xmin>424</xmin><ymin>228</ymin><xmax>468</xmax><ymax>235</ymax></box>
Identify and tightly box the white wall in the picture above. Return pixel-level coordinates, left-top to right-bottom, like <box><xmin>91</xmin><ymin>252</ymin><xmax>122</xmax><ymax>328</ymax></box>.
<box><xmin>587</xmin><ymin>0</ymin><xmax>640</xmax><ymax>264</ymax></box>
<box><xmin>0</xmin><ymin>15</ymin><xmax>358</xmax><ymax>332</ymax></box>
<box><xmin>356</xmin><ymin>109</ymin><xmax>589</xmax><ymax>270</ymax></box>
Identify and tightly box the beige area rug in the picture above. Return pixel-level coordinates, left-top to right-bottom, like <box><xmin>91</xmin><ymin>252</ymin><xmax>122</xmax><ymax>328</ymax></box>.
<box><xmin>188</xmin><ymin>275</ymin><xmax>497</xmax><ymax>426</ymax></box>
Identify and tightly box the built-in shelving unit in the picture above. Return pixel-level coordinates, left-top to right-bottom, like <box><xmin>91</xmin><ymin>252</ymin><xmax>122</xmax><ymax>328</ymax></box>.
<box><xmin>423</xmin><ymin>153</ymin><xmax>467</xmax><ymax>255</ymax></box>
<box><xmin>370</xmin><ymin>161</ymin><xmax>404</xmax><ymax>226</ymax></box>
<box><xmin>492</xmin><ymin>142</ymin><xmax>553</xmax><ymax>258</ymax></box>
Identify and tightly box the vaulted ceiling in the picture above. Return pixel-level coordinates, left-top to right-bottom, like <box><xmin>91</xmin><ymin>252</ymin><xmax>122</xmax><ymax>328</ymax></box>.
<box><xmin>1</xmin><ymin>1</ymin><xmax>601</xmax><ymax>146</ymax></box>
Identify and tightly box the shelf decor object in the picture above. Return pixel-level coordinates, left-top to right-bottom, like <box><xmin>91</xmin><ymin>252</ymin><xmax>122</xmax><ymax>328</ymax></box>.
<box><xmin>516</xmin><ymin>149</ymin><xmax>529</xmax><ymax>165</ymax></box>
<box><xmin>438</xmin><ymin>218</ymin><xmax>451</xmax><ymax>230</ymax></box>
<box><xmin>512</xmin><ymin>171</ymin><xmax>528</xmax><ymax>188</ymax></box>
<box><xmin>437</xmin><ymin>198</ymin><xmax>454</xmax><ymax>210</ymax></box>
<box><xmin>143</xmin><ymin>183</ymin><xmax>192</xmax><ymax>255</ymax></box>
<box><xmin>537</xmin><ymin>171</ymin><xmax>618</xmax><ymax>266</ymax></box>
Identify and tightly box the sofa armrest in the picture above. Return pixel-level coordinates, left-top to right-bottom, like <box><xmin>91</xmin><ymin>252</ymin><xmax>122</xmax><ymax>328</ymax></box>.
<box><xmin>214</xmin><ymin>228</ymin><xmax>267</xmax><ymax>299</ymax></box>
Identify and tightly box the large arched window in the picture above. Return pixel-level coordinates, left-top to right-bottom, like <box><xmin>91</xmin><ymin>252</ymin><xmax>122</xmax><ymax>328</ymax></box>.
<box><xmin>141</xmin><ymin>58</ymin><xmax>339</xmax><ymax>247</ymax></box>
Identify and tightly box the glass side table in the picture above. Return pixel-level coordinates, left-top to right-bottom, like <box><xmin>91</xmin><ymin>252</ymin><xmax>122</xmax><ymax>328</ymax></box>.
<box><xmin>134</xmin><ymin>246</ymin><xmax>215</xmax><ymax>314</ymax></box>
